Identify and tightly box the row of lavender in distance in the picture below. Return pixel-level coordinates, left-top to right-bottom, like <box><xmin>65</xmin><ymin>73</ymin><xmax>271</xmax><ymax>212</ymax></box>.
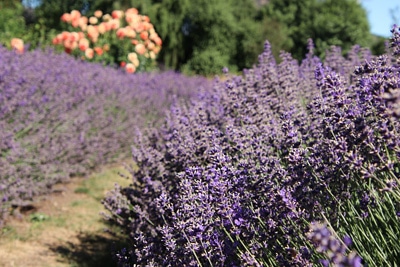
<box><xmin>103</xmin><ymin>26</ymin><xmax>400</xmax><ymax>266</ymax></box>
<box><xmin>0</xmin><ymin>46</ymin><xmax>211</xmax><ymax>227</ymax></box>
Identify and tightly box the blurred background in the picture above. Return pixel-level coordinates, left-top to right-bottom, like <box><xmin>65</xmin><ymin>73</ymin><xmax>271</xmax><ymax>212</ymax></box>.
<box><xmin>1</xmin><ymin>0</ymin><xmax>399</xmax><ymax>76</ymax></box>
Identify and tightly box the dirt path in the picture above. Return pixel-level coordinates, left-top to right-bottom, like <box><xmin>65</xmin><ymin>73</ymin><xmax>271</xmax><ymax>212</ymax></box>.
<box><xmin>0</xmin><ymin>162</ymin><xmax>133</xmax><ymax>267</ymax></box>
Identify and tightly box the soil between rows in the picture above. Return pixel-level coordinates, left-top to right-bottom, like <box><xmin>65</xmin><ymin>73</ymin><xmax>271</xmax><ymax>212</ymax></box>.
<box><xmin>0</xmin><ymin>162</ymin><xmax>133</xmax><ymax>267</ymax></box>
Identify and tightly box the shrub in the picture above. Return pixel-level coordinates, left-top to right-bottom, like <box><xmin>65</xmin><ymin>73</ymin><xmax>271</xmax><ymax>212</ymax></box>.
<box><xmin>182</xmin><ymin>48</ymin><xmax>234</xmax><ymax>76</ymax></box>
<box><xmin>103</xmin><ymin>27</ymin><xmax>400</xmax><ymax>266</ymax></box>
<box><xmin>51</xmin><ymin>8</ymin><xmax>162</xmax><ymax>73</ymax></box>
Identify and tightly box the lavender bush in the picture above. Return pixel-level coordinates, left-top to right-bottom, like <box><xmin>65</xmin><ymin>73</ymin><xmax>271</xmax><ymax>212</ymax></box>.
<box><xmin>0</xmin><ymin>46</ymin><xmax>211</xmax><ymax>227</ymax></box>
<box><xmin>307</xmin><ymin>222</ymin><xmax>362</xmax><ymax>267</ymax></box>
<box><xmin>103</xmin><ymin>25</ymin><xmax>400</xmax><ymax>266</ymax></box>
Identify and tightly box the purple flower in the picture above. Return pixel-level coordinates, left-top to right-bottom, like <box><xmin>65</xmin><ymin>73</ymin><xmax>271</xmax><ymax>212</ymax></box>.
<box><xmin>308</xmin><ymin>222</ymin><xmax>363</xmax><ymax>267</ymax></box>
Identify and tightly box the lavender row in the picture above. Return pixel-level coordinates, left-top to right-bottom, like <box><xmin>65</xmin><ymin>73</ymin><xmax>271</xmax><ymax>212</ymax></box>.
<box><xmin>103</xmin><ymin>26</ymin><xmax>400</xmax><ymax>266</ymax></box>
<box><xmin>0</xmin><ymin>46</ymin><xmax>211</xmax><ymax>227</ymax></box>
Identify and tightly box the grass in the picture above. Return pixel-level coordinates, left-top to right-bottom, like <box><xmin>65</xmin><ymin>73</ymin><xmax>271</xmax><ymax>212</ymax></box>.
<box><xmin>74</xmin><ymin>187</ymin><xmax>90</xmax><ymax>194</ymax></box>
<box><xmin>29</xmin><ymin>213</ymin><xmax>50</xmax><ymax>222</ymax></box>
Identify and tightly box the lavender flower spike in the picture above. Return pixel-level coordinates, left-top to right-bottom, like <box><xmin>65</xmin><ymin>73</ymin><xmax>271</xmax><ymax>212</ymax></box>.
<box><xmin>307</xmin><ymin>222</ymin><xmax>362</xmax><ymax>267</ymax></box>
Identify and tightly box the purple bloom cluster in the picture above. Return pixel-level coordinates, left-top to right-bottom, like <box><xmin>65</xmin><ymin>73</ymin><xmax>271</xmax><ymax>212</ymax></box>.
<box><xmin>0</xmin><ymin>46</ymin><xmax>210</xmax><ymax>227</ymax></box>
<box><xmin>307</xmin><ymin>222</ymin><xmax>362</xmax><ymax>267</ymax></box>
<box><xmin>103</xmin><ymin>28</ymin><xmax>400</xmax><ymax>266</ymax></box>
<box><xmin>382</xmin><ymin>24</ymin><xmax>400</xmax><ymax>118</ymax></box>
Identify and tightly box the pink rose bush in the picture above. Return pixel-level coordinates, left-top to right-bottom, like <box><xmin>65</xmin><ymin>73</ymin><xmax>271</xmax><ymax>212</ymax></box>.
<box><xmin>52</xmin><ymin>8</ymin><xmax>162</xmax><ymax>73</ymax></box>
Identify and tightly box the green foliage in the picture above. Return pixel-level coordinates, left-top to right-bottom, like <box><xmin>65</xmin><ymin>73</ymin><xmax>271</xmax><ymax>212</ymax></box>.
<box><xmin>321</xmin><ymin>148</ymin><xmax>400</xmax><ymax>266</ymax></box>
<box><xmin>182</xmin><ymin>48</ymin><xmax>233</xmax><ymax>76</ymax></box>
<box><xmin>163</xmin><ymin>0</ymin><xmax>269</xmax><ymax>74</ymax></box>
<box><xmin>34</xmin><ymin>0</ymin><xmax>90</xmax><ymax>30</ymax></box>
<box><xmin>29</xmin><ymin>213</ymin><xmax>50</xmax><ymax>222</ymax></box>
<box><xmin>0</xmin><ymin>2</ymin><xmax>27</xmax><ymax>47</ymax></box>
<box><xmin>21</xmin><ymin>0</ymin><xmax>381</xmax><ymax>74</ymax></box>
<box><xmin>98</xmin><ymin>0</ymin><xmax>268</xmax><ymax>75</ymax></box>
<box><xmin>21</xmin><ymin>1</ymin><xmax>93</xmax><ymax>50</ymax></box>
<box><xmin>151</xmin><ymin>0</ymin><xmax>191</xmax><ymax>70</ymax></box>
<box><xmin>87</xmin><ymin>0</ymin><xmax>121</xmax><ymax>13</ymax></box>
<box><xmin>254</xmin><ymin>16</ymin><xmax>291</xmax><ymax>62</ymax></box>
<box><xmin>334</xmin><ymin>186</ymin><xmax>400</xmax><ymax>266</ymax></box>
<box><xmin>261</xmin><ymin>0</ymin><xmax>372</xmax><ymax>60</ymax></box>
<box><xmin>259</xmin><ymin>0</ymin><xmax>311</xmax><ymax>59</ymax></box>
<box><xmin>74</xmin><ymin>187</ymin><xmax>90</xmax><ymax>194</ymax></box>
<box><xmin>370</xmin><ymin>34</ymin><xmax>388</xmax><ymax>56</ymax></box>
<box><xmin>312</xmin><ymin>0</ymin><xmax>371</xmax><ymax>58</ymax></box>
<box><xmin>181</xmin><ymin>0</ymin><xmax>239</xmax><ymax>74</ymax></box>
<box><xmin>0</xmin><ymin>1</ymin><xmax>65</xmax><ymax>51</ymax></box>
<box><xmin>28</xmin><ymin>0</ymin><xmax>374</xmax><ymax>74</ymax></box>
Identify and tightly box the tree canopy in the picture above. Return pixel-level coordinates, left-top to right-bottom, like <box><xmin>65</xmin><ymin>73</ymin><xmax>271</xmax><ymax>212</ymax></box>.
<box><xmin>12</xmin><ymin>0</ymin><xmax>385</xmax><ymax>75</ymax></box>
<box><xmin>260</xmin><ymin>0</ymin><xmax>372</xmax><ymax>60</ymax></box>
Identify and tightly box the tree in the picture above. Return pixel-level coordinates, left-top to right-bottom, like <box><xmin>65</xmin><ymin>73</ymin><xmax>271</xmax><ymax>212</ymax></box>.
<box><xmin>312</xmin><ymin>0</ymin><xmax>371</xmax><ymax>58</ymax></box>
<box><xmin>0</xmin><ymin>1</ymin><xmax>27</xmax><ymax>47</ymax></box>
<box><xmin>151</xmin><ymin>0</ymin><xmax>191</xmax><ymax>70</ymax></box>
<box><xmin>260</xmin><ymin>0</ymin><xmax>315</xmax><ymax>59</ymax></box>
<box><xmin>261</xmin><ymin>0</ymin><xmax>372</xmax><ymax>60</ymax></box>
<box><xmin>34</xmin><ymin>0</ymin><xmax>92</xmax><ymax>31</ymax></box>
<box><xmin>146</xmin><ymin>0</ymin><xmax>271</xmax><ymax>74</ymax></box>
<box><xmin>22</xmin><ymin>0</ymin><xmax>291</xmax><ymax>74</ymax></box>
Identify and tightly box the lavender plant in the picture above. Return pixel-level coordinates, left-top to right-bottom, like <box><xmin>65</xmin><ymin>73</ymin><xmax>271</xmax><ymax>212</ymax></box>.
<box><xmin>307</xmin><ymin>222</ymin><xmax>362</xmax><ymax>267</ymax></box>
<box><xmin>103</xmin><ymin>24</ymin><xmax>400</xmax><ymax>267</ymax></box>
<box><xmin>0</xmin><ymin>46</ymin><xmax>211</xmax><ymax>227</ymax></box>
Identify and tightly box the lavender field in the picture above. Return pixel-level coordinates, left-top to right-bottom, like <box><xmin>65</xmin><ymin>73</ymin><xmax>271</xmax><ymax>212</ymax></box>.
<box><xmin>103</xmin><ymin>26</ymin><xmax>400</xmax><ymax>266</ymax></box>
<box><xmin>0</xmin><ymin>46</ymin><xmax>211</xmax><ymax>228</ymax></box>
<box><xmin>1</xmin><ymin>23</ymin><xmax>400</xmax><ymax>266</ymax></box>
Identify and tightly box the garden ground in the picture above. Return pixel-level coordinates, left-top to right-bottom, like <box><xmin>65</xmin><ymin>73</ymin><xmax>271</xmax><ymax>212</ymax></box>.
<box><xmin>0</xmin><ymin>162</ymin><xmax>132</xmax><ymax>267</ymax></box>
